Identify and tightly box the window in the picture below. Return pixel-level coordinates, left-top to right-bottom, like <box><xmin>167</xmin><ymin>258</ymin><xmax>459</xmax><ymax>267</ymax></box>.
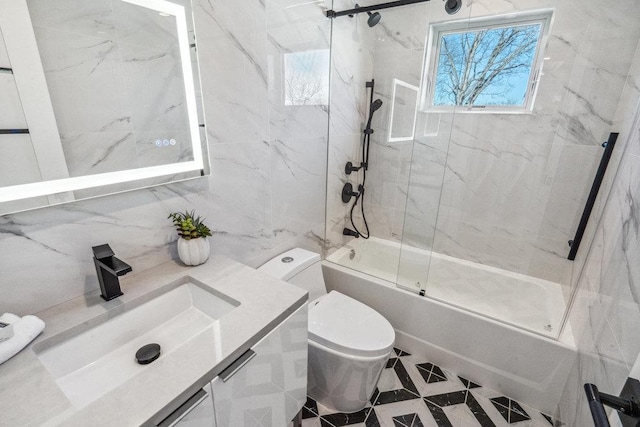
<box><xmin>422</xmin><ymin>11</ymin><xmax>552</xmax><ymax>112</ymax></box>
<box><xmin>283</xmin><ymin>49</ymin><xmax>330</xmax><ymax>106</ymax></box>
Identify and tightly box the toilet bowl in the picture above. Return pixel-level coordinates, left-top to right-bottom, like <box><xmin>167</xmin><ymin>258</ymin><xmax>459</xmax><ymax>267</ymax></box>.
<box><xmin>259</xmin><ymin>248</ymin><xmax>395</xmax><ymax>413</ymax></box>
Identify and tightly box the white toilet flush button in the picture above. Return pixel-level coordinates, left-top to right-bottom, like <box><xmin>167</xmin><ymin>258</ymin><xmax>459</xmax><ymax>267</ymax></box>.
<box><xmin>163</xmin><ymin>139</ymin><xmax>170</xmax><ymax>146</ymax></box>
<box><xmin>155</xmin><ymin>140</ymin><xmax>162</xmax><ymax>147</ymax></box>
<box><xmin>170</xmin><ymin>139</ymin><xmax>176</xmax><ymax>146</ymax></box>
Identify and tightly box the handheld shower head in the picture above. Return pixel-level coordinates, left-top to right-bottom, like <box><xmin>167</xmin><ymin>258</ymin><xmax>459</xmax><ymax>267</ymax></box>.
<box><xmin>365</xmin><ymin>99</ymin><xmax>383</xmax><ymax>130</ymax></box>
<box><xmin>370</xmin><ymin>98</ymin><xmax>383</xmax><ymax>113</ymax></box>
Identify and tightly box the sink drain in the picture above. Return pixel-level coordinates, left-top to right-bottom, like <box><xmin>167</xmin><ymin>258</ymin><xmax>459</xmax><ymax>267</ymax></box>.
<box><xmin>136</xmin><ymin>343</ymin><xmax>161</xmax><ymax>365</ymax></box>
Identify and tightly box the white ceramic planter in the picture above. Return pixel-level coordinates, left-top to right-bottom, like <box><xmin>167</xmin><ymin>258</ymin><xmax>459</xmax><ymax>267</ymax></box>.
<box><xmin>177</xmin><ymin>237</ymin><xmax>210</xmax><ymax>266</ymax></box>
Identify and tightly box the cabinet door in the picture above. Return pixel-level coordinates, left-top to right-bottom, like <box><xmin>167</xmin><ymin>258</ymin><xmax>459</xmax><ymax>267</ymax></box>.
<box><xmin>158</xmin><ymin>384</ymin><xmax>216</xmax><ymax>427</ymax></box>
<box><xmin>211</xmin><ymin>305</ymin><xmax>308</xmax><ymax>427</ymax></box>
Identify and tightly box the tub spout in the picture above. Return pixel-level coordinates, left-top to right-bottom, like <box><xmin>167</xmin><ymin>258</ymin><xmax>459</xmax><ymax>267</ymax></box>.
<box><xmin>343</xmin><ymin>228</ymin><xmax>359</xmax><ymax>238</ymax></box>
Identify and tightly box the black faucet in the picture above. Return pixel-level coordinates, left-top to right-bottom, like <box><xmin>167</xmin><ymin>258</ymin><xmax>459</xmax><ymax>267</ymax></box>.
<box><xmin>92</xmin><ymin>244</ymin><xmax>132</xmax><ymax>301</ymax></box>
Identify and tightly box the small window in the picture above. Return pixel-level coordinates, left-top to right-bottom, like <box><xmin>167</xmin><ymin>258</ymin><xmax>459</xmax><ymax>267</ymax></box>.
<box><xmin>283</xmin><ymin>49</ymin><xmax>330</xmax><ymax>106</ymax></box>
<box><xmin>422</xmin><ymin>11</ymin><xmax>552</xmax><ymax>113</ymax></box>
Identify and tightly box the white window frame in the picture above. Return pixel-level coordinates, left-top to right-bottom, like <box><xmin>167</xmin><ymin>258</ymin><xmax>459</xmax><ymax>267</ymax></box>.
<box><xmin>420</xmin><ymin>10</ymin><xmax>553</xmax><ymax>114</ymax></box>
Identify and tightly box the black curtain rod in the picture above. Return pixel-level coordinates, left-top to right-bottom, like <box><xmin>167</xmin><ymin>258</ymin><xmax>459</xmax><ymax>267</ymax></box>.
<box><xmin>326</xmin><ymin>0</ymin><xmax>430</xmax><ymax>18</ymax></box>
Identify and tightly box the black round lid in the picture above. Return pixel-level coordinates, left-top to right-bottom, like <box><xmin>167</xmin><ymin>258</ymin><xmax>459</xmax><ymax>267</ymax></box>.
<box><xmin>136</xmin><ymin>343</ymin><xmax>161</xmax><ymax>365</ymax></box>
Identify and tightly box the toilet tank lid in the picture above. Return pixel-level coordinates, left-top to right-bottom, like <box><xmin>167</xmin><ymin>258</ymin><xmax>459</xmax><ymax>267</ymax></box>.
<box><xmin>258</xmin><ymin>248</ymin><xmax>321</xmax><ymax>281</ymax></box>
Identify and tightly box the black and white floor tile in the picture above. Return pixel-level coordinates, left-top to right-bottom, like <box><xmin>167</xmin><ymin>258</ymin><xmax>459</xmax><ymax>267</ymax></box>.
<box><xmin>301</xmin><ymin>348</ymin><xmax>562</xmax><ymax>427</ymax></box>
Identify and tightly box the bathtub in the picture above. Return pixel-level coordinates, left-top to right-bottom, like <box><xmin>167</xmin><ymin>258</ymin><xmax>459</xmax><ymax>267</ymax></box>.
<box><xmin>323</xmin><ymin>237</ymin><xmax>576</xmax><ymax>416</ymax></box>
<box><xmin>328</xmin><ymin>237</ymin><xmax>567</xmax><ymax>337</ymax></box>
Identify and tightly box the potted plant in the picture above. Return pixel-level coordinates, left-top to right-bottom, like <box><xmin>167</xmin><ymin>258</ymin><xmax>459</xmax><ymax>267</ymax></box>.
<box><xmin>168</xmin><ymin>210</ymin><xmax>212</xmax><ymax>266</ymax></box>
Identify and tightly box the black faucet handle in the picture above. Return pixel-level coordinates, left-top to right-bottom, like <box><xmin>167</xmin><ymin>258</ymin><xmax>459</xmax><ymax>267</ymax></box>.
<box><xmin>92</xmin><ymin>244</ymin><xmax>115</xmax><ymax>260</ymax></box>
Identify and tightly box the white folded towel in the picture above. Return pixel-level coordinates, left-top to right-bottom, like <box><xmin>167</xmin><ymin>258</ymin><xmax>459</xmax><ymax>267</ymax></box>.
<box><xmin>0</xmin><ymin>313</ymin><xmax>45</xmax><ymax>365</ymax></box>
<box><xmin>0</xmin><ymin>313</ymin><xmax>20</xmax><ymax>343</ymax></box>
<box><xmin>0</xmin><ymin>313</ymin><xmax>20</xmax><ymax>324</ymax></box>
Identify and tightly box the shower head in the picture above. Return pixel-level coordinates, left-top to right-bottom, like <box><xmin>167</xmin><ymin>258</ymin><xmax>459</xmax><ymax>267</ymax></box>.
<box><xmin>365</xmin><ymin>99</ymin><xmax>383</xmax><ymax>128</ymax></box>
<box><xmin>444</xmin><ymin>0</ymin><xmax>461</xmax><ymax>15</ymax></box>
<box><xmin>370</xmin><ymin>99</ymin><xmax>383</xmax><ymax>113</ymax></box>
<box><xmin>367</xmin><ymin>10</ymin><xmax>381</xmax><ymax>27</ymax></box>
<box><xmin>352</xmin><ymin>4</ymin><xmax>381</xmax><ymax>27</ymax></box>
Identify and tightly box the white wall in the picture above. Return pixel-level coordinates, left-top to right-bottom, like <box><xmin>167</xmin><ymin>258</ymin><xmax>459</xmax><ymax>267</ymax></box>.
<box><xmin>0</xmin><ymin>0</ymin><xmax>331</xmax><ymax>315</ymax></box>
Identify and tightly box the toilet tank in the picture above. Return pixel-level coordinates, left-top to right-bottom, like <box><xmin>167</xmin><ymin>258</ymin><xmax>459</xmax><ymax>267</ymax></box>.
<box><xmin>258</xmin><ymin>248</ymin><xmax>327</xmax><ymax>302</ymax></box>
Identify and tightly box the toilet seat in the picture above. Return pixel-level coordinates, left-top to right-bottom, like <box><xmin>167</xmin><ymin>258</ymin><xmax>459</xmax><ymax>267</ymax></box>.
<box><xmin>308</xmin><ymin>291</ymin><xmax>395</xmax><ymax>358</ymax></box>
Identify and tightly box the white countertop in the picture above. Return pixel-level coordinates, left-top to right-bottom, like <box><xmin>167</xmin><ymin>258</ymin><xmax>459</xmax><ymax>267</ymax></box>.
<box><xmin>0</xmin><ymin>256</ymin><xmax>307</xmax><ymax>427</ymax></box>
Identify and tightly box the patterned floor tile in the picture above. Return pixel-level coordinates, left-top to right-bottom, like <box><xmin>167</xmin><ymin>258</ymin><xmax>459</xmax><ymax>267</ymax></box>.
<box><xmin>372</xmin><ymin>357</ymin><xmax>420</xmax><ymax>406</ymax></box>
<box><xmin>397</xmin><ymin>355</ymin><xmax>468</xmax><ymax>398</ymax></box>
<box><xmin>372</xmin><ymin>398</ymin><xmax>439</xmax><ymax>427</ymax></box>
<box><xmin>392</xmin><ymin>413</ymin><xmax>424</xmax><ymax>427</ymax></box>
<box><xmin>303</xmin><ymin>347</ymin><xmax>563</xmax><ymax>427</ymax></box>
<box><xmin>471</xmin><ymin>390</ymin><xmax>558</xmax><ymax>427</ymax></box>
<box><xmin>302</xmin><ymin>418</ymin><xmax>323</xmax><ymax>427</ymax></box>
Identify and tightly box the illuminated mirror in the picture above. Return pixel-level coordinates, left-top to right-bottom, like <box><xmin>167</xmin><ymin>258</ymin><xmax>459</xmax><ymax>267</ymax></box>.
<box><xmin>0</xmin><ymin>0</ymin><xmax>208</xmax><ymax>214</ymax></box>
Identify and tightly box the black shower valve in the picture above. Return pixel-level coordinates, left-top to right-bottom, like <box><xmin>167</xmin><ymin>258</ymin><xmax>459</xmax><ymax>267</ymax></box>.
<box><xmin>345</xmin><ymin>161</ymin><xmax>363</xmax><ymax>175</ymax></box>
<box><xmin>341</xmin><ymin>182</ymin><xmax>359</xmax><ymax>203</ymax></box>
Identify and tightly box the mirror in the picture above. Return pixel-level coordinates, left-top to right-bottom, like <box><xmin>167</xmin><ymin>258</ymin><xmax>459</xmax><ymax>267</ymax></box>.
<box><xmin>0</xmin><ymin>0</ymin><xmax>208</xmax><ymax>215</ymax></box>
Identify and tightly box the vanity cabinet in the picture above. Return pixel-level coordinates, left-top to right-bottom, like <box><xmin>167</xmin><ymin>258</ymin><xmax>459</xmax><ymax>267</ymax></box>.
<box><xmin>210</xmin><ymin>305</ymin><xmax>308</xmax><ymax>426</ymax></box>
<box><xmin>158</xmin><ymin>305</ymin><xmax>308</xmax><ymax>427</ymax></box>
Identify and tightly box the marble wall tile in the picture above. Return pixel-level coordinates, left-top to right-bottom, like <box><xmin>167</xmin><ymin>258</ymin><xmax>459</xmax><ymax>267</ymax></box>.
<box><xmin>192</xmin><ymin>0</ymin><xmax>269</xmax><ymax>145</ymax></box>
<box><xmin>270</xmin><ymin>136</ymin><xmax>327</xmax><ymax>237</ymax></box>
<box><xmin>194</xmin><ymin>34</ymin><xmax>269</xmax><ymax>144</ymax></box>
<box><xmin>325</xmin><ymin>132</ymin><xmax>362</xmax><ymax>254</ymax></box>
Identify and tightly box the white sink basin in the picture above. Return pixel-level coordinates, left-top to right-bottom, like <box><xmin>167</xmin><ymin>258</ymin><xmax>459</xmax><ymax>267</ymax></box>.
<box><xmin>34</xmin><ymin>280</ymin><xmax>239</xmax><ymax>409</ymax></box>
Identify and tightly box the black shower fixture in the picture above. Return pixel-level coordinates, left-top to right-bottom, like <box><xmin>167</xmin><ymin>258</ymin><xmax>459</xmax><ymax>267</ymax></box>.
<box><xmin>444</xmin><ymin>0</ymin><xmax>461</xmax><ymax>14</ymax></box>
<box><xmin>366</xmin><ymin>99</ymin><xmax>383</xmax><ymax>127</ymax></box>
<box><xmin>342</xmin><ymin>183</ymin><xmax>361</xmax><ymax>203</ymax></box>
<box><xmin>326</xmin><ymin>0</ymin><xmax>460</xmax><ymax>20</ymax></box>
<box><xmin>326</xmin><ymin>0</ymin><xmax>430</xmax><ymax>20</ymax></box>
<box><xmin>350</xmin><ymin>4</ymin><xmax>382</xmax><ymax>27</ymax></box>
<box><xmin>343</xmin><ymin>228</ymin><xmax>360</xmax><ymax>238</ymax></box>
<box><xmin>367</xmin><ymin>10</ymin><xmax>381</xmax><ymax>27</ymax></box>
<box><xmin>345</xmin><ymin>161</ymin><xmax>361</xmax><ymax>175</ymax></box>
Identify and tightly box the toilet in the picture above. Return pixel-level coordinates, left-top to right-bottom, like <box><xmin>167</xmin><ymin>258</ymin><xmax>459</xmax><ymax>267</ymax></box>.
<box><xmin>259</xmin><ymin>248</ymin><xmax>395</xmax><ymax>413</ymax></box>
